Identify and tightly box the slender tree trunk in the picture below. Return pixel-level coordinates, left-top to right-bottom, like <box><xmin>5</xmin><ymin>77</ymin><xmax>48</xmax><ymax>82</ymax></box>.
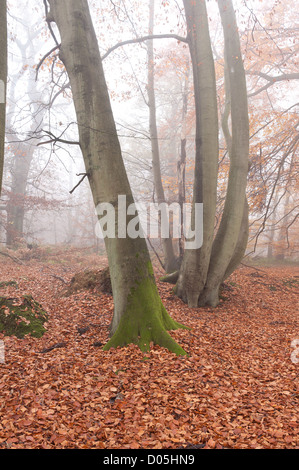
<box><xmin>147</xmin><ymin>0</ymin><xmax>177</xmax><ymax>273</ymax></box>
<box><xmin>219</xmin><ymin>44</ymin><xmax>249</xmax><ymax>281</ymax></box>
<box><xmin>5</xmin><ymin>32</ymin><xmax>47</xmax><ymax>246</ymax></box>
<box><xmin>275</xmin><ymin>192</ymin><xmax>290</xmax><ymax>260</ymax></box>
<box><xmin>6</xmin><ymin>142</ymin><xmax>35</xmax><ymax>246</ymax></box>
<box><xmin>177</xmin><ymin>58</ymin><xmax>190</xmax><ymax>262</ymax></box>
<box><xmin>267</xmin><ymin>190</ymin><xmax>279</xmax><ymax>259</ymax></box>
<box><xmin>177</xmin><ymin>137</ymin><xmax>186</xmax><ymax>260</ymax></box>
<box><xmin>176</xmin><ymin>0</ymin><xmax>219</xmax><ymax>307</ymax></box>
<box><xmin>0</xmin><ymin>0</ymin><xmax>7</xmax><ymax>194</ymax></box>
<box><xmin>198</xmin><ymin>0</ymin><xmax>249</xmax><ymax>306</ymax></box>
<box><xmin>47</xmin><ymin>0</ymin><xmax>187</xmax><ymax>354</ymax></box>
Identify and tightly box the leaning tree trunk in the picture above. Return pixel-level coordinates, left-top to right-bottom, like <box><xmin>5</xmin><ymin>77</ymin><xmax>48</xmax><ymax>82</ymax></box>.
<box><xmin>0</xmin><ymin>0</ymin><xmax>7</xmax><ymax>194</ymax></box>
<box><xmin>176</xmin><ymin>0</ymin><xmax>219</xmax><ymax>307</ymax></box>
<box><xmin>199</xmin><ymin>0</ymin><xmax>250</xmax><ymax>306</ymax></box>
<box><xmin>47</xmin><ymin>0</ymin><xmax>187</xmax><ymax>355</ymax></box>
<box><xmin>147</xmin><ymin>0</ymin><xmax>177</xmax><ymax>273</ymax></box>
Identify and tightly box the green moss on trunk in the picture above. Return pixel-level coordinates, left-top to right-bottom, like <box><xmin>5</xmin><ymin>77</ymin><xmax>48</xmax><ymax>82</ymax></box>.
<box><xmin>103</xmin><ymin>273</ymin><xmax>189</xmax><ymax>356</ymax></box>
<box><xmin>0</xmin><ymin>295</ymin><xmax>48</xmax><ymax>338</ymax></box>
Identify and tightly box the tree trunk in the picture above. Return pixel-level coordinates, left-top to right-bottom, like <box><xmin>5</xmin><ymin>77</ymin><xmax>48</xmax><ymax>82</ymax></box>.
<box><xmin>176</xmin><ymin>0</ymin><xmax>219</xmax><ymax>307</ymax></box>
<box><xmin>5</xmin><ymin>37</ymin><xmax>46</xmax><ymax>247</ymax></box>
<box><xmin>177</xmin><ymin>58</ymin><xmax>190</xmax><ymax>262</ymax></box>
<box><xmin>0</xmin><ymin>0</ymin><xmax>7</xmax><ymax>194</ymax></box>
<box><xmin>47</xmin><ymin>0</ymin><xmax>187</xmax><ymax>355</ymax></box>
<box><xmin>219</xmin><ymin>40</ymin><xmax>249</xmax><ymax>282</ymax></box>
<box><xmin>223</xmin><ymin>198</ymin><xmax>249</xmax><ymax>280</ymax></box>
<box><xmin>6</xmin><ymin>143</ymin><xmax>34</xmax><ymax>246</ymax></box>
<box><xmin>199</xmin><ymin>0</ymin><xmax>250</xmax><ymax>306</ymax></box>
<box><xmin>147</xmin><ymin>0</ymin><xmax>177</xmax><ymax>273</ymax></box>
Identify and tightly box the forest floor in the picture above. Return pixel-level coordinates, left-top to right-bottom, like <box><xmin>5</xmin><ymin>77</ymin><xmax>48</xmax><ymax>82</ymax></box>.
<box><xmin>0</xmin><ymin>247</ymin><xmax>298</xmax><ymax>449</ymax></box>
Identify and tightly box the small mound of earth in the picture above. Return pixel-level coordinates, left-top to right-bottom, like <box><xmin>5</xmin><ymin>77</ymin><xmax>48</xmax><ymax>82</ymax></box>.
<box><xmin>61</xmin><ymin>267</ymin><xmax>112</xmax><ymax>296</ymax></box>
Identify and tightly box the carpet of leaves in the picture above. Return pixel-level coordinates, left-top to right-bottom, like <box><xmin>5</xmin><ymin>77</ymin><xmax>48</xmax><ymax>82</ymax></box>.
<box><xmin>0</xmin><ymin>250</ymin><xmax>298</xmax><ymax>449</ymax></box>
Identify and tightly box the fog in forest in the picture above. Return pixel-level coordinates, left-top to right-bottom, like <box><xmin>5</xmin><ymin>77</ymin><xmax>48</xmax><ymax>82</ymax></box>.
<box><xmin>1</xmin><ymin>0</ymin><xmax>298</xmax><ymax>264</ymax></box>
<box><xmin>1</xmin><ymin>0</ymin><xmax>299</xmax><ymax>452</ymax></box>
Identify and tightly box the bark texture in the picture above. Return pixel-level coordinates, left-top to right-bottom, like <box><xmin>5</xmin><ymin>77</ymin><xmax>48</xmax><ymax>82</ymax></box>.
<box><xmin>48</xmin><ymin>0</ymin><xmax>187</xmax><ymax>354</ymax></box>
<box><xmin>173</xmin><ymin>0</ymin><xmax>249</xmax><ymax>308</ymax></box>
<box><xmin>0</xmin><ymin>0</ymin><xmax>7</xmax><ymax>194</ymax></box>
<box><xmin>199</xmin><ymin>0</ymin><xmax>250</xmax><ymax>306</ymax></box>
<box><xmin>147</xmin><ymin>0</ymin><xmax>177</xmax><ymax>273</ymax></box>
<box><xmin>176</xmin><ymin>0</ymin><xmax>219</xmax><ymax>307</ymax></box>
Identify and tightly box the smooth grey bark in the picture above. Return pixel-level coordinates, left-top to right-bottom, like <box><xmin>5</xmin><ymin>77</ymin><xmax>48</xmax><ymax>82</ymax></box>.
<box><xmin>266</xmin><ymin>190</ymin><xmax>279</xmax><ymax>259</ymax></box>
<box><xmin>220</xmin><ymin>47</ymin><xmax>249</xmax><ymax>281</ymax></box>
<box><xmin>199</xmin><ymin>0</ymin><xmax>250</xmax><ymax>306</ymax></box>
<box><xmin>223</xmin><ymin>198</ymin><xmax>249</xmax><ymax>280</ymax></box>
<box><xmin>177</xmin><ymin>59</ymin><xmax>190</xmax><ymax>262</ymax></box>
<box><xmin>0</xmin><ymin>0</ymin><xmax>7</xmax><ymax>194</ymax></box>
<box><xmin>176</xmin><ymin>0</ymin><xmax>219</xmax><ymax>307</ymax></box>
<box><xmin>147</xmin><ymin>0</ymin><xmax>177</xmax><ymax>273</ymax></box>
<box><xmin>47</xmin><ymin>0</ymin><xmax>187</xmax><ymax>354</ymax></box>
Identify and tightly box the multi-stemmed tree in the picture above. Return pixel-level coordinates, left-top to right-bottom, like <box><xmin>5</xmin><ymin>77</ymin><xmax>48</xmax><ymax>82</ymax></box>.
<box><xmin>43</xmin><ymin>0</ymin><xmax>250</xmax><ymax>352</ymax></box>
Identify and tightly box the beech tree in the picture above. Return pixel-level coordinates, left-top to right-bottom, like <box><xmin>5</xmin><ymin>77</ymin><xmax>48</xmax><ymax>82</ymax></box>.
<box><xmin>43</xmin><ymin>0</ymin><xmax>250</xmax><ymax>354</ymax></box>
<box><xmin>0</xmin><ymin>0</ymin><xmax>7</xmax><ymax>194</ymax></box>
<box><xmin>46</xmin><ymin>0</ymin><xmax>188</xmax><ymax>355</ymax></box>
<box><xmin>173</xmin><ymin>0</ymin><xmax>250</xmax><ymax>307</ymax></box>
<box><xmin>5</xmin><ymin>33</ymin><xmax>47</xmax><ymax>246</ymax></box>
<box><xmin>175</xmin><ymin>0</ymin><xmax>220</xmax><ymax>307</ymax></box>
<box><xmin>147</xmin><ymin>0</ymin><xmax>177</xmax><ymax>273</ymax></box>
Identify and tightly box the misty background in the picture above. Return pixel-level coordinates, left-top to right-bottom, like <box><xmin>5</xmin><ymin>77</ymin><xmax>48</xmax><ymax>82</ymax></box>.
<box><xmin>1</xmin><ymin>0</ymin><xmax>298</xmax><ymax>263</ymax></box>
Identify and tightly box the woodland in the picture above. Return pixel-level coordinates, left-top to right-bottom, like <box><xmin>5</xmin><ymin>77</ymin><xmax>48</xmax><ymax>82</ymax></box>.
<box><xmin>0</xmin><ymin>0</ymin><xmax>298</xmax><ymax>451</ymax></box>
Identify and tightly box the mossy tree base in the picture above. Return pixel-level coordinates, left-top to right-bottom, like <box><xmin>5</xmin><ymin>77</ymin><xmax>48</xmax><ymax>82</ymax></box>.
<box><xmin>0</xmin><ymin>295</ymin><xmax>48</xmax><ymax>338</ymax></box>
<box><xmin>103</xmin><ymin>275</ymin><xmax>189</xmax><ymax>356</ymax></box>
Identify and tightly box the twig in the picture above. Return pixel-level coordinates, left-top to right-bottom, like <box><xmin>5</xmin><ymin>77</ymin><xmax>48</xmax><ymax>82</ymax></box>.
<box><xmin>102</xmin><ymin>34</ymin><xmax>188</xmax><ymax>60</ymax></box>
<box><xmin>35</xmin><ymin>45</ymin><xmax>60</xmax><ymax>81</ymax></box>
<box><xmin>69</xmin><ymin>173</ymin><xmax>89</xmax><ymax>194</ymax></box>
<box><xmin>50</xmin><ymin>274</ymin><xmax>67</xmax><ymax>284</ymax></box>
<box><xmin>43</xmin><ymin>0</ymin><xmax>60</xmax><ymax>47</ymax></box>
<box><xmin>146</xmin><ymin>237</ymin><xmax>165</xmax><ymax>270</ymax></box>
<box><xmin>37</xmin><ymin>129</ymin><xmax>80</xmax><ymax>147</ymax></box>
<box><xmin>240</xmin><ymin>262</ymin><xmax>267</xmax><ymax>273</ymax></box>
<box><xmin>0</xmin><ymin>251</ymin><xmax>25</xmax><ymax>265</ymax></box>
<box><xmin>39</xmin><ymin>342</ymin><xmax>67</xmax><ymax>354</ymax></box>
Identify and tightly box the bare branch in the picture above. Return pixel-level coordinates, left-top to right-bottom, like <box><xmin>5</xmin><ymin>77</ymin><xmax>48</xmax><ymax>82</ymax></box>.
<box><xmin>35</xmin><ymin>45</ymin><xmax>60</xmax><ymax>81</ymax></box>
<box><xmin>44</xmin><ymin>0</ymin><xmax>60</xmax><ymax>47</ymax></box>
<box><xmin>247</xmin><ymin>71</ymin><xmax>299</xmax><ymax>97</ymax></box>
<box><xmin>102</xmin><ymin>34</ymin><xmax>188</xmax><ymax>60</ymax></box>
<box><xmin>69</xmin><ymin>173</ymin><xmax>89</xmax><ymax>194</ymax></box>
<box><xmin>0</xmin><ymin>251</ymin><xmax>25</xmax><ymax>265</ymax></box>
<box><xmin>37</xmin><ymin>129</ymin><xmax>80</xmax><ymax>147</ymax></box>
